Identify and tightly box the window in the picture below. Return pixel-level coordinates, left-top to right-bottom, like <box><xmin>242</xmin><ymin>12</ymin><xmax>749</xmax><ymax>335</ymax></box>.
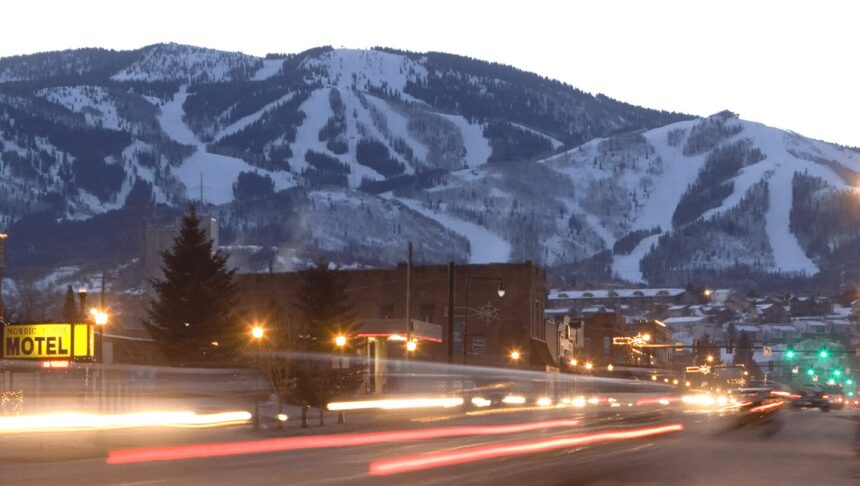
<box><xmin>603</xmin><ymin>336</ymin><xmax>611</xmax><ymax>356</ymax></box>
<box><xmin>472</xmin><ymin>335</ymin><xmax>485</xmax><ymax>354</ymax></box>
<box><xmin>378</xmin><ymin>304</ymin><xmax>394</xmax><ymax>318</ymax></box>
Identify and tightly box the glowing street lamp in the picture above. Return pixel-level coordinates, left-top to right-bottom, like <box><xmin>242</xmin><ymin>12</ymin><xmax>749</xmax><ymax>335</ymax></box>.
<box><xmin>497</xmin><ymin>283</ymin><xmax>506</xmax><ymax>298</ymax></box>
<box><xmin>584</xmin><ymin>361</ymin><xmax>593</xmax><ymax>370</ymax></box>
<box><xmin>607</xmin><ymin>364</ymin><xmax>614</xmax><ymax>372</ymax></box>
<box><xmin>510</xmin><ymin>350</ymin><xmax>521</xmax><ymax>361</ymax></box>
<box><xmin>569</xmin><ymin>358</ymin><xmax>578</xmax><ymax>367</ymax></box>
<box><xmin>406</xmin><ymin>340</ymin><xmax>417</xmax><ymax>352</ymax></box>
<box><xmin>89</xmin><ymin>308</ymin><xmax>109</xmax><ymax>326</ymax></box>
<box><xmin>706</xmin><ymin>355</ymin><xmax>714</xmax><ymax>363</ymax></box>
<box><xmin>251</xmin><ymin>326</ymin><xmax>264</xmax><ymax>340</ymax></box>
<box><xmin>335</xmin><ymin>335</ymin><xmax>347</xmax><ymax>348</ymax></box>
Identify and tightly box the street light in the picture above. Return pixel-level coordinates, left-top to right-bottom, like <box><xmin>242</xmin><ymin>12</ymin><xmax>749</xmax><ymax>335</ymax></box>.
<box><xmin>89</xmin><ymin>308</ymin><xmax>108</xmax><ymax>326</ymax></box>
<box><xmin>607</xmin><ymin>364</ymin><xmax>614</xmax><ymax>372</ymax></box>
<box><xmin>335</xmin><ymin>335</ymin><xmax>347</xmax><ymax>348</ymax></box>
<box><xmin>706</xmin><ymin>355</ymin><xmax>714</xmax><ymax>363</ymax></box>
<box><xmin>569</xmin><ymin>358</ymin><xmax>578</xmax><ymax>367</ymax></box>
<box><xmin>252</xmin><ymin>326</ymin><xmax>264</xmax><ymax>340</ymax></box>
<box><xmin>510</xmin><ymin>350</ymin><xmax>521</xmax><ymax>361</ymax></box>
<box><xmin>584</xmin><ymin>361</ymin><xmax>593</xmax><ymax>370</ymax></box>
<box><xmin>496</xmin><ymin>283</ymin><xmax>506</xmax><ymax>298</ymax></box>
<box><xmin>406</xmin><ymin>340</ymin><xmax>417</xmax><ymax>352</ymax></box>
<box><xmin>642</xmin><ymin>333</ymin><xmax>651</xmax><ymax>342</ymax></box>
<box><xmin>250</xmin><ymin>324</ymin><xmax>264</xmax><ymax>430</ymax></box>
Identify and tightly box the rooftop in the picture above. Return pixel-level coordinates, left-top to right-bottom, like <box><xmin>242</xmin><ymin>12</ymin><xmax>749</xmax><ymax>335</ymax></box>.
<box><xmin>548</xmin><ymin>288</ymin><xmax>685</xmax><ymax>300</ymax></box>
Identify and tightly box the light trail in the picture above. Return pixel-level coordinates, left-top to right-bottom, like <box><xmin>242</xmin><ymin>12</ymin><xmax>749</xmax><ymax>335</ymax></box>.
<box><xmin>0</xmin><ymin>410</ymin><xmax>251</xmax><ymax>433</ymax></box>
<box><xmin>327</xmin><ymin>397</ymin><xmax>463</xmax><ymax>411</ymax></box>
<box><xmin>368</xmin><ymin>423</ymin><xmax>684</xmax><ymax>476</ymax></box>
<box><xmin>107</xmin><ymin>418</ymin><xmax>581</xmax><ymax>464</ymax></box>
<box><xmin>748</xmin><ymin>400</ymin><xmax>784</xmax><ymax>413</ymax></box>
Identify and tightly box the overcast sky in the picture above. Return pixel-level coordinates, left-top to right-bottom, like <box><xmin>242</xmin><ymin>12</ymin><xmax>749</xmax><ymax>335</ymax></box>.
<box><xmin>3</xmin><ymin>0</ymin><xmax>858</xmax><ymax>146</ymax></box>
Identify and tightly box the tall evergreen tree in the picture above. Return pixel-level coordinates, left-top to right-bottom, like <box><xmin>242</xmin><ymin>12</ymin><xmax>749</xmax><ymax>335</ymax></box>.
<box><xmin>293</xmin><ymin>260</ymin><xmax>356</xmax><ymax>350</ymax></box>
<box><xmin>62</xmin><ymin>285</ymin><xmax>79</xmax><ymax>322</ymax></box>
<box><xmin>292</xmin><ymin>261</ymin><xmax>363</xmax><ymax>424</ymax></box>
<box><xmin>145</xmin><ymin>206</ymin><xmax>238</xmax><ymax>365</ymax></box>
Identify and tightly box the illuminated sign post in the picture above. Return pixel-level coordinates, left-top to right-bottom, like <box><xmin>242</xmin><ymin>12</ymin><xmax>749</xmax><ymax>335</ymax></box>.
<box><xmin>2</xmin><ymin>323</ymin><xmax>94</xmax><ymax>360</ymax></box>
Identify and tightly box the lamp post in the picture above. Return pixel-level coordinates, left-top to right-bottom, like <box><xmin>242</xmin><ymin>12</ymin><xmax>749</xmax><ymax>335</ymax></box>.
<box><xmin>251</xmin><ymin>324</ymin><xmax>264</xmax><ymax>430</ymax></box>
<box><xmin>511</xmin><ymin>350</ymin><xmax>521</xmax><ymax>368</ymax></box>
<box><xmin>334</xmin><ymin>334</ymin><xmax>347</xmax><ymax>424</ymax></box>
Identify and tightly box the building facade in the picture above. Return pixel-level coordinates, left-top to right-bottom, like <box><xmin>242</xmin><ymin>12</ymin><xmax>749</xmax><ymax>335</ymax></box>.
<box><xmin>236</xmin><ymin>262</ymin><xmax>551</xmax><ymax>371</ymax></box>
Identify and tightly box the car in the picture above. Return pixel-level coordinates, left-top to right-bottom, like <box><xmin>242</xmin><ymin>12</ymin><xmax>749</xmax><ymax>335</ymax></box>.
<box><xmin>790</xmin><ymin>390</ymin><xmax>830</xmax><ymax>411</ymax></box>
<box><xmin>828</xmin><ymin>393</ymin><xmax>846</xmax><ymax>410</ymax></box>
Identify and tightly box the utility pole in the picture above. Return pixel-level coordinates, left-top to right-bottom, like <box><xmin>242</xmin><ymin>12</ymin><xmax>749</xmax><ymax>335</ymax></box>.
<box><xmin>446</xmin><ymin>262</ymin><xmax>455</xmax><ymax>363</ymax></box>
<box><xmin>406</xmin><ymin>242</ymin><xmax>413</xmax><ymax>341</ymax></box>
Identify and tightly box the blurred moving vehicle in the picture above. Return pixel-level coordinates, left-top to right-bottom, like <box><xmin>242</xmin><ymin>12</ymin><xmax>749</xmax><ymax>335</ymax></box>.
<box><xmin>790</xmin><ymin>390</ymin><xmax>830</xmax><ymax>412</ymax></box>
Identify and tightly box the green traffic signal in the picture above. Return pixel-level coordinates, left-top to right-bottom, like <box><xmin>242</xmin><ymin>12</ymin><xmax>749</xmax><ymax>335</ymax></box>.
<box><xmin>785</xmin><ymin>349</ymin><xmax>795</xmax><ymax>359</ymax></box>
<box><xmin>847</xmin><ymin>379</ymin><xmax>854</xmax><ymax>385</ymax></box>
<box><xmin>819</xmin><ymin>349</ymin><xmax>829</xmax><ymax>359</ymax></box>
<box><xmin>807</xmin><ymin>368</ymin><xmax>815</xmax><ymax>376</ymax></box>
<box><xmin>834</xmin><ymin>369</ymin><xmax>842</xmax><ymax>377</ymax></box>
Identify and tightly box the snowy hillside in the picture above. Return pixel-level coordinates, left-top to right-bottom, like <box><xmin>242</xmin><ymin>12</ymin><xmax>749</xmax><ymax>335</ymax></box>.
<box><xmin>6</xmin><ymin>43</ymin><xmax>860</xmax><ymax>289</ymax></box>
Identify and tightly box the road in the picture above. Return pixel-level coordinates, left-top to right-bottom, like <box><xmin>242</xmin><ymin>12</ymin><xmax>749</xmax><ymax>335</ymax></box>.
<box><xmin>0</xmin><ymin>408</ymin><xmax>858</xmax><ymax>485</ymax></box>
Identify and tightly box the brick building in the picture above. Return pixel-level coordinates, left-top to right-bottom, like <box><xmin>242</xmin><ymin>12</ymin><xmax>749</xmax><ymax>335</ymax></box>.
<box><xmin>236</xmin><ymin>262</ymin><xmax>552</xmax><ymax>374</ymax></box>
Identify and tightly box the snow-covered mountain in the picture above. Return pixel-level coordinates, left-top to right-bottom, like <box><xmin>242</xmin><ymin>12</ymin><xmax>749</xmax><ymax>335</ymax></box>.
<box><xmin>2</xmin><ymin>43</ymin><xmax>858</xmax><ymax>289</ymax></box>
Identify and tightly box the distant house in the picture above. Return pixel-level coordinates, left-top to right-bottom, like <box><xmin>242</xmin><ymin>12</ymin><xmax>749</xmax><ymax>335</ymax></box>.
<box><xmin>548</xmin><ymin>288</ymin><xmax>688</xmax><ymax>318</ymax></box>
<box><xmin>755</xmin><ymin>303</ymin><xmax>790</xmax><ymax>323</ymax></box>
<box><xmin>662</xmin><ymin>316</ymin><xmax>710</xmax><ymax>331</ymax></box>
<box><xmin>789</xmin><ymin>296</ymin><xmax>832</xmax><ymax>317</ymax></box>
<box><xmin>762</xmin><ymin>324</ymin><xmax>799</xmax><ymax>340</ymax></box>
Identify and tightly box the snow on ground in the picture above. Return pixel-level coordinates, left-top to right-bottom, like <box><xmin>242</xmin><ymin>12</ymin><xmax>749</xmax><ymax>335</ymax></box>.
<box><xmin>303</xmin><ymin>49</ymin><xmax>427</xmax><ymax>97</ymax></box>
<box><xmin>437</xmin><ymin>114</ymin><xmax>491</xmax><ymax>168</ymax></box>
<box><xmin>216</xmin><ymin>92</ymin><xmax>294</xmax><ymax>140</ymax></box>
<box><xmin>608</xmin><ymin>119</ymin><xmax>705</xmax><ymax>282</ymax></box>
<box><xmin>396</xmin><ymin>198</ymin><xmax>511</xmax><ymax>263</ymax></box>
<box><xmin>612</xmin><ymin>234</ymin><xmax>660</xmax><ymax>283</ymax></box>
<box><xmin>34</xmin><ymin>266</ymin><xmax>79</xmax><ymax>291</ymax></box>
<box><xmin>112</xmin><ymin>43</ymin><xmax>258</xmax><ymax>82</ymax></box>
<box><xmin>289</xmin><ymin>88</ymin><xmax>336</xmax><ymax>172</ymax></box>
<box><xmin>37</xmin><ymin>86</ymin><xmax>123</xmax><ymax>130</ymax></box>
<box><xmin>364</xmin><ymin>94</ymin><xmax>429</xmax><ymax>165</ymax></box>
<box><xmin>632</xmin><ymin>120</ymin><xmax>705</xmax><ymax>231</ymax></box>
<box><xmin>157</xmin><ymin>86</ymin><xmax>199</xmax><ymax>146</ymax></box>
<box><xmin>158</xmin><ymin>85</ymin><xmax>295</xmax><ymax>204</ymax></box>
<box><xmin>510</xmin><ymin>122</ymin><xmax>564</xmax><ymax>149</ymax></box>
<box><xmin>253</xmin><ymin>59</ymin><xmax>284</xmax><ymax>80</ymax></box>
<box><xmin>704</xmin><ymin>121</ymin><xmax>851</xmax><ymax>274</ymax></box>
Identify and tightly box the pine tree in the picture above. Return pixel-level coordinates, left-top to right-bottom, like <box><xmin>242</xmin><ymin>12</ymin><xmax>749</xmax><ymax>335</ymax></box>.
<box><xmin>292</xmin><ymin>261</ymin><xmax>363</xmax><ymax>424</ymax></box>
<box><xmin>293</xmin><ymin>260</ymin><xmax>356</xmax><ymax>351</ymax></box>
<box><xmin>62</xmin><ymin>285</ymin><xmax>79</xmax><ymax>323</ymax></box>
<box><xmin>145</xmin><ymin>205</ymin><xmax>237</xmax><ymax>365</ymax></box>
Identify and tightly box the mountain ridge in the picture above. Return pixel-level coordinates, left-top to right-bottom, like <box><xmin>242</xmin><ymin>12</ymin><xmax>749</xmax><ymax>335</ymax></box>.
<box><xmin>1</xmin><ymin>43</ymin><xmax>857</xmax><ymax>293</ymax></box>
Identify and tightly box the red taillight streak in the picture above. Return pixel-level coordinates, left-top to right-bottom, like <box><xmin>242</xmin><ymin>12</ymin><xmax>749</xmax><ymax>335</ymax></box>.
<box><xmin>369</xmin><ymin>423</ymin><xmax>684</xmax><ymax>476</ymax></box>
<box><xmin>107</xmin><ymin>418</ymin><xmax>580</xmax><ymax>465</ymax></box>
<box><xmin>635</xmin><ymin>396</ymin><xmax>679</xmax><ymax>406</ymax></box>
<box><xmin>749</xmin><ymin>400</ymin><xmax>783</xmax><ymax>413</ymax></box>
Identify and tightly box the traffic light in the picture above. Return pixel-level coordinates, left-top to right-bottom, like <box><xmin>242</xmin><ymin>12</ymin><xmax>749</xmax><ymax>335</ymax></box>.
<box><xmin>847</xmin><ymin>378</ymin><xmax>854</xmax><ymax>385</ymax></box>
<box><xmin>834</xmin><ymin>369</ymin><xmax>842</xmax><ymax>377</ymax></box>
<box><xmin>819</xmin><ymin>349</ymin><xmax>829</xmax><ymax>359</ymax></box>
<box><xmin>785</xmin><ymin>348</ymin><xmax>795</xmax><ymax>359</ymax></box>
<box><xmin>807</xmin><ymin>368</ymin><xmax>815</xmax><ymax>376</ymax></box>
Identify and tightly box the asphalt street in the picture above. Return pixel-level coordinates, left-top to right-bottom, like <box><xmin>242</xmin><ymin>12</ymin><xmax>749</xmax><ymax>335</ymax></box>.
<box><xmin>0</xmin><ymin>407</ymin><xmax>857</xmax><ymax>485</ymax></box>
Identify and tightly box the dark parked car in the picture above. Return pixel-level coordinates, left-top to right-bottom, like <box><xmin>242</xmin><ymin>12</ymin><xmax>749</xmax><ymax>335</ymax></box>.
<box><xmin>790</xmin><ymin>390</ymin><xmax>830</xmax><ymax>411</ymax></box>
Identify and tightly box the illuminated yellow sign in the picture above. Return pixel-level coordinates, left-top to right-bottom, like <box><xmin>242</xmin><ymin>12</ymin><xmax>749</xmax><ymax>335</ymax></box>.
<box><xmin>2</xmin><ymin>324</ymin><xmax>93</xmax><ymax>359</ymax></box>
